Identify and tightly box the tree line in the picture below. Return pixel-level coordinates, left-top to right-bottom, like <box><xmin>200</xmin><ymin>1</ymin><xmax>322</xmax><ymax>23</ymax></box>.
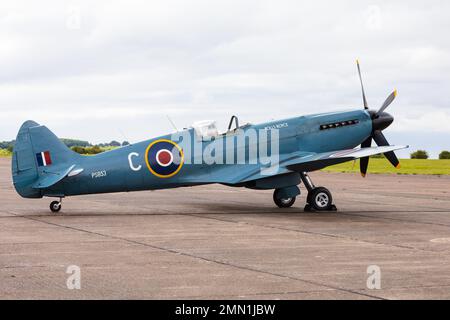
<box><xmin>0</xmin><ymin>139</ymin><xmax>130</xmax><ymax>155</ymax></box>
<box><xmin>1</xmin><ymin>139</ymin><xmax>449</xmax><ymax>158</ymax></box>
<box><xmin>411</xmin><ymin>150</ymin><xmax>450</xmax><ymax>159</ymax></box>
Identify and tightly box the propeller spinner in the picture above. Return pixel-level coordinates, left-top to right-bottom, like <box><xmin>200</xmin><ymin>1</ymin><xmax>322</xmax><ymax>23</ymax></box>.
<box><xmin>356</xmin><ymin>60</ymin><xmax>400</xmax><ymax>177</ymax></box>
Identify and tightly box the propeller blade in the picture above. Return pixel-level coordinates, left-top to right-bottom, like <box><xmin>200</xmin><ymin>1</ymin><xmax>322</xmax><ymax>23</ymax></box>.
<box><xmin>384</xmin><ymin>151</ymin><xmax>400</xmax><ymax>168</ymax></box>
<box><xmin>356</xmin><ymin>59</ymin><xmax>369</xmax><ymax>110</ymax></box>
<box><xmin>360</xmin><ymin>136</ymin><xmax>372</xmax><ymax>177</ymax></box>
<box><xmin>372</xmin><ymin>130</ymin><xmax>400</xmax><ymax>168</ymax></box>
<box><xmin>377</xmin><ymin>90</ymin><xmax>397</xmax><ymax>114</ymax></box>
<box><xmin>373</xmin><ymin>130</ymin><xmax>388</xmax><ymax>146</ymax></box>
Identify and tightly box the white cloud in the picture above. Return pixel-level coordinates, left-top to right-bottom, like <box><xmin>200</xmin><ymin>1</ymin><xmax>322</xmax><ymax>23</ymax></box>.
<box><xmin>0</xmin><ymin>0</ymin><xmax>449</xmax><ymax>150</ymax></box>
<box><xmin>393</xmin><ymin>107</ymin><xmax>450</xmax><ymax>133</ymax></box>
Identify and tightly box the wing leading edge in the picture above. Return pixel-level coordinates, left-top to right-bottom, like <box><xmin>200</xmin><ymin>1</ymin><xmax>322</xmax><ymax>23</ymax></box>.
<box><xmin>282</xmin><ymin>145</ymin><xmax>408</xmax><ymax>173</ymax></box>
<box><xmin>175</xmin><ymin>145</ymin><xmax>408</xmax><ymax>185</ymax></box>
<box><xmin>233</xmin><ymin>145</ymin><xmax>408</xmax><ymax>183</ymax></box>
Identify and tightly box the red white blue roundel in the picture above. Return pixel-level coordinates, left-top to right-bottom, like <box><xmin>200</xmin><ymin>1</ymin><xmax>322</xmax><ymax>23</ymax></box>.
<box><xmin>145</xmin><ymin>139</ymin><xmax>184</xmax><ymax>178</ymax></box>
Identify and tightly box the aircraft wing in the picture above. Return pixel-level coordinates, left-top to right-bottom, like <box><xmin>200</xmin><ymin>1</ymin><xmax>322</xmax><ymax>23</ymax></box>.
<box><xmin>236</xmin><ymin>145</ymin><xmax>408</xmax><ymax>183</ymax></box>
<box><xmin>281</xmin><ymin>145</ymin><xmax>408</xmax><ymax>173</ymax></box>
<box><xmin>178</xmin><ymin>145</ymin><xmax>408</xmax><ymax>185</ymax></box>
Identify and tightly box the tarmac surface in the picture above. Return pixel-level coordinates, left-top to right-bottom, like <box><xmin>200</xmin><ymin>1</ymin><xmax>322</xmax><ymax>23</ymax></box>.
<box><xmin>1</xmin><ymin>157</ymin><xmax>450</xmax><ymax>299</ymax></box>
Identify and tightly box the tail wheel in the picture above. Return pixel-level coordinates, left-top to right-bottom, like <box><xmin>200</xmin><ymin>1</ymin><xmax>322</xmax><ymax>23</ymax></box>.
<box><xmin>273</xmin><ymin>189</ymin><xmax>296</xmax><ymax>208</ymax></box>
<box><xmin>308</xmin><ymin>187</ymin><xmax>332</xmax><ymax>211</ymax></box>
<box><xmin>50</xmin><ymin>201</ymin><xmax>61</xmax><ymax>213</ymax></box>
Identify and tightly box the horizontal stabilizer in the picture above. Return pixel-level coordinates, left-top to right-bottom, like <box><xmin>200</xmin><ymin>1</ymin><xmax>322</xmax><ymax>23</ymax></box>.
<box><xmin>32</xmin><ymin>165</ymin><xmax>76</xmax><ymax>189</ymax></box>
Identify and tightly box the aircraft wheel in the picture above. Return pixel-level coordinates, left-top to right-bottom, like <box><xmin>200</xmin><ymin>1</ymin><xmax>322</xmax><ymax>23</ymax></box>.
<box><xmin>50</xmin><ymin>201</ymin><xmax>61</xmax><ymax>213</ymax></box>
<box><xmin>273</xmin><ymin>189</ymin><xmax>296</xmax><ymax>208</ymax></box>
<box><xmin>308</xmin><ymin>187</ymin><xmax>332</xmax><ymax>211</ymax></box>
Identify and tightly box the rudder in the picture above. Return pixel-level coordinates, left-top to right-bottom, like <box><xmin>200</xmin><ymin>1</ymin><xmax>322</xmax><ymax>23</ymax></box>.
<box><xmin>12</xmin><ymin>120</ymin><xmax>80</xmax><ymax>198</ymax></box>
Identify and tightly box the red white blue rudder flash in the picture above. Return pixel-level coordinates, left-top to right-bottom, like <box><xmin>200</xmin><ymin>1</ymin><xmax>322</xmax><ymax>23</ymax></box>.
<box><xmin>36</xmin><ymin>151</ymin><xmax>52</xmax><ymax>167</ymax></box>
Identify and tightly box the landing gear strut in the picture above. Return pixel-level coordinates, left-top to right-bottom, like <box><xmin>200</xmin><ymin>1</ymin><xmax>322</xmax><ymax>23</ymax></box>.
<box><xmin>300</xmin><ymin>172</ymin><xmax>337</xmax><ymax>212</ymax></box>
<box><xmin>50</xmin><ymin>198</ymin><xmax>62</xmax><ymax>213</ymax></box>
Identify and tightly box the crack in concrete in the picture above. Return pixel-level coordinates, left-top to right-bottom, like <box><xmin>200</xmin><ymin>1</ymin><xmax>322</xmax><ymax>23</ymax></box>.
<box><xmin>9</xmin><ymin>212</ymin><xmax>386</xmax><ymax>300</ymax></box>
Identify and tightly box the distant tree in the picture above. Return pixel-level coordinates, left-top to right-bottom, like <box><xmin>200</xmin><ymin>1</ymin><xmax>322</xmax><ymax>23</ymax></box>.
<box><xmin>109</xmin><ymin>140</ymin><xmax>121</xmax><ymax>147</ymax></box>
<box><xmin>370</xmin><ymin>153</ymin><xmax>384</xmax><ymax>159</ymax></box>
<box><xmin>71</xmin><ymin>146</ymin><xmax>86</xmax><ymax>154</ymax></box>
<box><xmin>439</xmin><ymin>151</ymin><xmax>450</xmax><ymax>159</ymax></box>
<box><xmin>122</xmin><ymin>141</ymin><xmax>130</xmax><ymax>146</ymax></box>
<box><xmin>85</xmin><ymin>145</ymin><xmax>103</xmax><ymax>154</ymax></box>
<box><xmin>0</xmin><ymin>140</ymin><xmax>15</xmax><ymax>150</ymax></box>
<box><xmin>61</xmin><ymin>138</ymin><xmax>91</xmax><ymax>148</ymax></box>
<box><xmin>410</xmin><ymin>150</ymin><xmax>429</xmax><ymax>159</ymax></box>
<box><xmin>7</xmin><ymin>145</ymin><xmax>13</xmax><ymax>152</ymax></box>
<box><xmin>70</xmin><ymin>145</ymin><xmax>106</xmax><ymax>155</ymax></box>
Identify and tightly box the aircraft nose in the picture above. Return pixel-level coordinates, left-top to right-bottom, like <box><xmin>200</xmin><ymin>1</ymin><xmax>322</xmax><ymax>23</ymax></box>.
<box><xmin>372</xmin><ymin>111</ymin><xmax>394</xmax><ymax>132</ymax></box>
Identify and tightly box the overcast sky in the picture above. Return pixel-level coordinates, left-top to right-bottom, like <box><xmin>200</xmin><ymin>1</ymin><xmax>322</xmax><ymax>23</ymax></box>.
<box><xmin>0</xmin><ymin>0</ymin><xmax>449</xmax><ymax>158</ymax></box>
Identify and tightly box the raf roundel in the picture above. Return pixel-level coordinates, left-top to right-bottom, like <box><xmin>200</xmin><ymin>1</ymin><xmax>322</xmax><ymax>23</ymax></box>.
<box><xmin>156</xmin><ymin>149</ymin><xmax>173</xmax><ymax>167</ymax></box>
<box><xmin>145</xmin><ymin>139</ymin><xmax>184</xmax><ymax>178</ymax></box>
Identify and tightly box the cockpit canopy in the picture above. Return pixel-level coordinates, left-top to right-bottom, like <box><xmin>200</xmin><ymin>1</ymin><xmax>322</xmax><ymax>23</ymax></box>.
<box><xmin>192</xmin><ymin>120</ymin><xmax>219</xmax><ymax>139</ymax></box>
<box><xmin>191</xmin><ymin>116</ymin><xmax>250</xmax><ymax>140</ymax></box>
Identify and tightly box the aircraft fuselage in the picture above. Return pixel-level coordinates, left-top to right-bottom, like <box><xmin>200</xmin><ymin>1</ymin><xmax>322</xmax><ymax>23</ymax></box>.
<box><xmin>42</xmin><ymin>109</ymin><xmax>372</xmax><ymax>197</ymax></box>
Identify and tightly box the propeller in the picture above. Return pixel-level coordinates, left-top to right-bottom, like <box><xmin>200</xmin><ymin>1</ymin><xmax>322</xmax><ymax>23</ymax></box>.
<box><xmin>356</xmin><ymin>59</ymin><xmax>369</xmax><ymax>110</ymax></box>
<box><xmin>356</xmin><ymin>60</ymin><xmax>400</xmax><ymax>177</ymax></box>
<box><xmin>359</xmin><ymin>136</ymin><xmax>371</xmax><ymax>177</ymax></box>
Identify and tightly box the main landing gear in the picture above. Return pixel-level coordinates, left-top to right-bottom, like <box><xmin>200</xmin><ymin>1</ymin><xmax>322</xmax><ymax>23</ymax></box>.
<box><xmin>273</xmin><ymin>189</ymin><xmax>296</xmax><ymax>208</ymax></box>
<box><xmin>272</xmin><ymin>172</ymin><xmax>337</xmax><ymax>211</ymax></box>
<box><xmin>49</xmin><ymin>198</ymin><xmax>62</xmax><ymax>213</ymax></box>
<box><xmin>300</xmin><ymin>172</ymin><xmax>337</xmax><ymax>212</ymax></box>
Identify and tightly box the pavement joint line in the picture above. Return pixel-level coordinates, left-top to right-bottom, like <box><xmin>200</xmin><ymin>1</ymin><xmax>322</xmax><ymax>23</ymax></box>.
<box><xmin>337</xmin><ymin>212</ymin><xmax>450</xmax><ymax>228</ymax></box>
<box><xmin>186</xmin><ymin>187</ymin><xmax>450</xmax><ymax>211</ymax></box>
<box><xmin>0</xmin><ymin>212</ymin><xmax>185</xmax><ymax>218</ymax></box>
<box><xmin>92</xmin><ymin>189</ymin><xmax>450</xmax><ymax>219</ymax></box>
<box><xmin>185</xmin><ymin>214</ymin><xmax>440</xmax><ymax>253</ymax></box>
<box><xmin>0</xmin><ymin>239</ymin><xmax>121</xmax><ymax>247</ymax></box>
<box><xmin>337</xmin><ymin>197</ymin><xmax>449</xmax><ymax>213</ymax></box>
<box><xmin>5</xmin><ymin>209</ymin><xmax>450</xmax><ymax>246</ymax></box>
<box><xmin>182</xmin><ymin>282</ymin><xmax>450</xmax><ymax>299</ymax></box>
<box><xmin>340</xmin><ymin>189</ymin><xmax>450</xmax><ymax>202</ymax></box>
<box><xmin>344</xmin><ymin>201</ymin><xmax>449</xmax><ymax>214</ymax></box>
<box><xmin>242</xmin><ymin>284</ymin><xmax>450</xmax><ymax>296</ymax></box>
<box><xmin>182</xmin><ymin>288</ymin><xmax>351</xmax><ymax>299</ymax></box>
<box><xmin>2</xmin><ymin>209</ymin><xmax>449</xmax><ymax>218</ymax></box>
<box><xmin>5</xmin><ymin>206</ymin><xmax>450</xmax><ymax>246</ymax></box>
<box><xmin>9</xmin><ymin>212</ymin><xmax>386</xmax><ymax>300</ymax></box>
<box><xmin>182</xmin><ymin>209</ymin><xmax>450</xmax><ymax>228</ymax></box>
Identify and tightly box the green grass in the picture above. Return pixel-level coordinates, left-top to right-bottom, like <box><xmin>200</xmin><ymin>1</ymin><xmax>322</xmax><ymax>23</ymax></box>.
<box><xmin>1</xmin><ymin>147</ymin><xmax>449</xmax><ymax>175</ymax></box>
<box><xmin>99</xmin><ymin>146</ymin><xmax>119</xmax><ymax>152</ymax></box>
<box><xmin>0</xmin><ymin>149</ymin><xmax>12</xmax><ymax>157</ymax></box>
<box><xmin>323</xmin><ymin>159</ymin><xmax>450</xmax><ymax>175</ymax></box>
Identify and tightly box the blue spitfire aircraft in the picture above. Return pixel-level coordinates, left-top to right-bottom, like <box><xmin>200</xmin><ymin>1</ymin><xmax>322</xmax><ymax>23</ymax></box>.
<box><xmin>12</xmin><ymin>61</ymin><xmax>407</xmax><ymax>213</ymax></box>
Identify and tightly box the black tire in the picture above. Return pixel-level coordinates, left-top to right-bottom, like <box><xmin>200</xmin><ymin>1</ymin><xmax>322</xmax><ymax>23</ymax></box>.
<box><xmin>306</xmin><ymin>192</ymin><xmax>313</xmax><ymax>204</ymax></box>
<box><xmin>308</xmin><ymin>187</ymin><xmax>332</xmax><ymax>211</ymax></box>
<box><xmin>273</xmin><ymin>189</ymin><xmax>296</xmax><ymax>208</ymax></box>
<box><xmin>50</xmin><ymin>201</ymin><xmax>61</xmax><ymax>213</ymax></box>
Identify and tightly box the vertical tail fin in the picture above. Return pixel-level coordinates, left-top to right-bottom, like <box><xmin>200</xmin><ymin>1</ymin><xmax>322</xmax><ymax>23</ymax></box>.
<box><xmin>12</xmin><ymin>120</ymin><xmax>80</xmax><ymax>198</ymax></box>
